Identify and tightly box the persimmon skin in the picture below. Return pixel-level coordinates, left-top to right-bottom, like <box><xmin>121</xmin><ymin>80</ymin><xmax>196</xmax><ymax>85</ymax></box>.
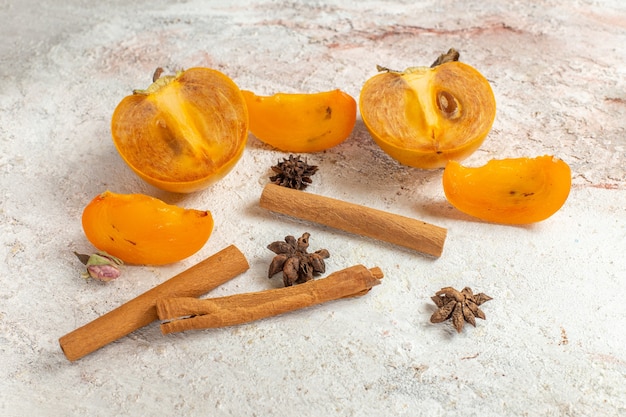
<box><xmin>359</xmin><ymin>62</ymin><xmax>496</xmax><ymax>169</ymax></box>
<box><xmin>242</xmin><ymin>89</ymin><xmax>357</xmax><ymax>152</ymax></box>
<box><xmin>442</xmin><ymin>156</ymin><xmax>571</xmax><ymax>224</ymax></box>
<box><xmin>82</xmin><ymin>191</ymin><xmax>214</xmax><ymax>265</ymax></box>
<box><xmin>111</xmin><ymin>68</ymin><xmax>248</xmax><ymax>194</ymax></box>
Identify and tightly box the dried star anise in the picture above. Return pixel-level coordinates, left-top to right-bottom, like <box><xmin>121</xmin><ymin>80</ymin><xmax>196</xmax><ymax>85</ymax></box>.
<box><xmin>430</xmin><ymin>286</ymin><xmax>492</xmax><ymax>333</ymax></box>
<box><xmin>269</xmin><ymin>154</ymin><xmax>318</xmax><ymax>190</ymax></box>
<box><xmin>267</xmin><ymin>232</ymin><xmax>330</xmax><ymax>286</ymax></box>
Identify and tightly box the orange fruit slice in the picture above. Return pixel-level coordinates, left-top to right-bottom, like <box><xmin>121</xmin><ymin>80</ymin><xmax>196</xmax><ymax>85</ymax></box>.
<box><xmin>242</xmin><ymin>89</ymin><xmax>356</xmax><ymax>152</ymax></box>
<box><xmin>82</xmin><ymin>191</ymin><xmax>214</xmax><ymax>265</ymax></box>
<box><xmin>111</xmin><ymin>67</ymin><xmax>248</xmax><ymax>193</ymax></box>
<box><xmin>442</xmin><ymin>156</ymin><xmax>572</xmax><ymax>224</ymax></box>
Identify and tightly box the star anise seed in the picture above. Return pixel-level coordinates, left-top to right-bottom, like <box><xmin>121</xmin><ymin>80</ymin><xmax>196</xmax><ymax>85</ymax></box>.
<box><xmin>269</xmin><ymin>155</ymin><xmax>318</xmax><ymax>190</ymax></box>
<box><xmin>474</xmin><ymin>292</ymin><xmax>493</xmax><ymax>306</ymax></box>
<box><xmin>430</xmin><ymin>286</ymin><xmax>492</xmax><ymax>333</ymax></box>
<box><xmin>267</xmin><ymin>232</ymin><xmax>330</xmax><ymax>286</ymax></box>
<box><xmin>430</xmin><ymin>299</ymin><xmax>456</xmax><ymax>323</ymax></box>
<box><xmin>451</xmin><ymin>302</ymin><xmax>465</xmax><ymax>332</ymax></box>
<box><xmin>462</xmin><ymin>305</ymin><xmax>476</xmax><ymax>327</ymax></box>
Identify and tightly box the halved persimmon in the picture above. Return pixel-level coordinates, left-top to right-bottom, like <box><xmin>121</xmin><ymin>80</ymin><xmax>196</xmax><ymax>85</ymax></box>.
<box><xmin>442</xmin><ymin>156</ymin><xmax>571</xmax><ymax>224</ymax></box>
<box><xmin>111</xmin><ymin>67</ymin><xmax>248</xmax><ymax>193</ymax></box>
<box><xmin>242</xmin><ymin>89</ymin><xmax>356</xmax><ymax>152</ymax></box>
<box><xmin>359</xmin><ymin>61</ymin><xmax>496</xmax><ymax>169</ymax></box>
<box><xmin>82</xmin><ymin>191</ymin><xmax>214</xmax><ymax>265</ymax></box>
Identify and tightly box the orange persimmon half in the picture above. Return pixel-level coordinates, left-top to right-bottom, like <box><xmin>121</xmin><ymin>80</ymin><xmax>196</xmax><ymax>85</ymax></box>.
<box><xmin>111</xmin><ymin>67</ymin><xmax>248</xmax><ymax>193</ymax></box>
<box><xmin>442</xmin><ymin>156</ymin><xmax>571</xmax><ymax>224</ymax></box>
<box><xmin>359</xmin><ymin>61</ymin><xmax>496</xmax><ymax>169</ymax></box>
<box><xmin>242</xmin><ymin>89</ymin><xmax>357</xmax><ymax>152</ymax></box>
<box><xmin>82</xmin><ymin>191</ymin><xmax>214</xmax><ymax>265</ymax></box>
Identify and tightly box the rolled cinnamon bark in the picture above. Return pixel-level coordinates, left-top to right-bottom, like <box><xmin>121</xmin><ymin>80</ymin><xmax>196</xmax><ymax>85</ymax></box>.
<box><xmin>260</xmin><ymin>183</ymin><xmax>446</xmax><ymax>257</ymax></box>
<box><xmin>157</xmin><ymin>265</ymin><xmax>383</xmax><ymax>334</ymax></box>
<box><xmin>59</xmin><ymin>245</ymin><xmax>249</xmax><ymax>361</ymax></box>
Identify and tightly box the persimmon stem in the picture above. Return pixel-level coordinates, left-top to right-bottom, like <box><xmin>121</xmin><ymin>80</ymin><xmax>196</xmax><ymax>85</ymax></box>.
<box><xmin>152</xmin><ymin>67</ymin><xmax>165</xmax><ymax>82</ymax></box>
<box><xmin>376</xmin><ymin>48</ymin><xmax>460</xmax><ymax>74</ymax></box>
<box><xmin>431</xmin><ymin>48</ymin><xmax>460</xmax><ymax>67</ymax></box>
<box><xmin>132</xmin><ymin>68</ymin><xmax>184</xmax><ymax>95</ymax></box>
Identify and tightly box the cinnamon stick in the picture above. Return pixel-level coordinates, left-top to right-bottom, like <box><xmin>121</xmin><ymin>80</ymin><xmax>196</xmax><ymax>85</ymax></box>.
<box><xmin>260</xmin><ymin>183</ymin><xmax>446</xmax><ymax>257</ymax></box>
<box><xmin>157</xmin><ymin>265</ymin><xmax>383</xmax><ymax>334</ymax></box>
<box><xmin>59</xmin><ymin>245</ymin><xmax>249</xmax><ymax>361</ymax></box>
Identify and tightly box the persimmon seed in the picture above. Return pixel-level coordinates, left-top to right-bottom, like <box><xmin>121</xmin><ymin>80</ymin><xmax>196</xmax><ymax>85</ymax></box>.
<box><xmin>437</xmin><ymin>91</ymin><xmax>459</xmax><ymax>118</ymax></box>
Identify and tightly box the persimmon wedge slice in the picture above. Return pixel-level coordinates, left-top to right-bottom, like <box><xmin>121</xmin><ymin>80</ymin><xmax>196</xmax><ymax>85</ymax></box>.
<box><xmin>442</xmin><ymin>156</ymin><xmax>571</xmax><ymax>224</ymax></box>
<box><xmin>111</xmin><ymin>67</ymin><xmax>248</xmax><ymax>193</ymax></box>
<box><xmin>82</xmin><ymin>191</ymin><xmax>214</xmax><ymax>265</ymax></box>
<box><xmin>242</xmin><ymin>89</ymin><xmax>357</xmax><ymax>152</ymax></box>
<box><xmin>360</xmin><ymin>61</ymin><xmax>496</xmax><ymax>169</ymax></box>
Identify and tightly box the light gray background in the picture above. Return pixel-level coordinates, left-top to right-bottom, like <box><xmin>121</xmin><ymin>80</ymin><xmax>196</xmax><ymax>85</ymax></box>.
<box><xmin>1</xmin><ymin>1</ymin><xmax>625</xmax><ymax>416</ymax></box>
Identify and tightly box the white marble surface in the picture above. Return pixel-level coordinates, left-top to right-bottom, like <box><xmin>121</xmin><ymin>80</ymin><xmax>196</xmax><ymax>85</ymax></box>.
<box><xmin>1</xmin><ymin>1</ymin><xmax>625</xmax><ymax>416</ymax></box>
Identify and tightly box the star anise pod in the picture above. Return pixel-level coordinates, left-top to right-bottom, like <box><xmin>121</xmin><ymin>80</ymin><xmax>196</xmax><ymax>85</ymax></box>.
<box><xmin>430</xmin><ymin>286</ymin><xmax>492</xmax><ymax>333</ymax></box>
<box><xmin>267</xmin><ymin>232</ymin><xmax>330</xmax><ymax>286</ymax></box>
<box><xmin>269</xmin><ymin>154</ymin><xmax>318</xmax><ymax>190</ymax></box>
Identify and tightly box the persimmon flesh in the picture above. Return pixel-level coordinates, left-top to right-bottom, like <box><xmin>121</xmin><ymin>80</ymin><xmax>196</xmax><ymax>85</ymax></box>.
<box><xmin>442</xmin><ymin>156</ymin><xmax>571</xmax><ymax>224</ymax></box>
<box><xmin>242</xmin><ymin>89</ymin><xmax>356</xmax><ymax>152</ymax></box>
<box><xmin>111</xmin><ymin>67</ymin><xmax>248</xmax><ymax>193</ymax></box>
<box><xmin>82</xmin><ymin>191</ymin><xmax>214</xmax><ymax>265</ymax></box>
<box><xmin>359</xmin><ymin>61</ymin><xmax>496</xmax><ymax>169</ymax></box>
